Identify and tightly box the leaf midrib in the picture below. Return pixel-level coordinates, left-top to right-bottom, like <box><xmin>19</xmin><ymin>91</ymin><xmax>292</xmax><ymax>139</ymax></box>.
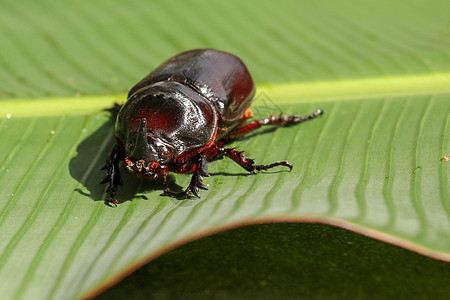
<box><xmin>2</xmin><ymin>72</ymin><xmax>450</xmax><ymax>118</ymax></box>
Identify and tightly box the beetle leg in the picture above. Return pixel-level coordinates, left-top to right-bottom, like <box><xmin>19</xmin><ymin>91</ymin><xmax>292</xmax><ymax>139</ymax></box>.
<box><xmin>164</xmin><ymin>155</ymin><xmax>209</xmax><ymax>199</ymax></box>
<box><xmin>227</xmin><ymin>109</ymin><xmax>323</xmax><ymax>140</ymax></box>
<box><xmin>221</xmin><ymin>147</ymin><xmax>292</xmax><ymax>173</ymax></box>
<box><xmin>100</xmin><ymin>145</ymin><xmax>125</xmax><ymax>206</ymax></box>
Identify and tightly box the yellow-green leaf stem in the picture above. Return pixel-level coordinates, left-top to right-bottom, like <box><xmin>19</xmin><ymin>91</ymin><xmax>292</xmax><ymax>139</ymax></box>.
<box><xmin>3</xmin><ymin>72</ymin><xmax>450</xmax><ymax>118</ymax></box>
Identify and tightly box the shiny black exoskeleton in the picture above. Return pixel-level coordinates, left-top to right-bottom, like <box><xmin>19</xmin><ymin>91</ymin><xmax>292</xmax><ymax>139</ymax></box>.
<box><xmin>101</xmin><ymin>49</ymin><xmax>323</xmax><ymax>205</ymax></box>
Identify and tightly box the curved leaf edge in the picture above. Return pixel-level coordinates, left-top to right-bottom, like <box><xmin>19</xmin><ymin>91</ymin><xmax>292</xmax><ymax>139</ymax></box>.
<box><xmin>81</xmin><ymin>216</ymin><xmax>450</xmax><ymax>299</ymax></box>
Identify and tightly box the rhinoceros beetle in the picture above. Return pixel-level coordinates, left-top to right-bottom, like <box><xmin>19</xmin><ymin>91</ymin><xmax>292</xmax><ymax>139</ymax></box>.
<box><xmin>101</xmin><ymin>49</ymin><xmax>323</xmax><ymax>205</ymax></box>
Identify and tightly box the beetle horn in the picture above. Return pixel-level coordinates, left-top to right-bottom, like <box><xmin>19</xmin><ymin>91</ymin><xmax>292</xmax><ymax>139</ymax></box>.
<box><xmin>130</xmin><ymin>118</ymin><xmax>151</xmax><ymax>160</ymax></box>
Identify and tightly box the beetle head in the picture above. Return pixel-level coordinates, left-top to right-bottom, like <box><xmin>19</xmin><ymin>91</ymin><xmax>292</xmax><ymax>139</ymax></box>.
<box><xmin>124</xmin><ymin>118</ymin><xmax>173</xmax><ymax>178</ymax></box>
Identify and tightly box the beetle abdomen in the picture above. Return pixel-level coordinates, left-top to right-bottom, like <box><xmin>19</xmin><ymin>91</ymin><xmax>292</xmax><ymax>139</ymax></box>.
<box><xmin>128</xmin><ymin>49</ymin><xmax>255</xmax><ymax>126</ymax></box>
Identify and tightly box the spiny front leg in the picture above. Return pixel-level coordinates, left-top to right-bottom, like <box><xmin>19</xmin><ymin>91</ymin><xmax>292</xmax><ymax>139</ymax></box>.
<box><xmin>100</xmin><ymin>145</ymin><xmax>125</xmax><ymax>206</ymax></box>
<box><xmin>164</xmin><ymin>155</ymin><xmax>210</xmax><ymax>198</ymax></box>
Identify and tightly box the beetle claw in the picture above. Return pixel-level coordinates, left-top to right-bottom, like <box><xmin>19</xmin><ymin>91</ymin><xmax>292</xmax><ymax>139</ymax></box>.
<box><xmin>164</xmin><ymin>187</ymin><xmax>194</xmax><ymax>199</ymax></box>
<box><xmin>198</xmin><ymin>182</ymin><xmax>208</xmax><ymax>190</ymax></box>
<box><xmin>106</xmin><ymin>197</ymin><xmax>118</xmax><ymax>207</ymax></box>
<box><xmin>163</xmin><ymin>188</ymin><xmax>181</xmax><ymax>198</ymax></box>
<box><xmin>163</xmin><ymin>188</ymin><xmax>176</xmax><ymax>197</ymax></box>
<box><xmin>190</xmin><ymin>186</ymin><xmax>200</xmax><ymax>198</ymax></box>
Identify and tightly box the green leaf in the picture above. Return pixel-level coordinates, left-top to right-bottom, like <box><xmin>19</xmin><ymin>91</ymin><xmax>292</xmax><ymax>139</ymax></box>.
<box><xmin>0</xmin><ymin>0</ymin><xmax>449</xmax><ymax>299</ymax></box>
<box><xmin>96</xmin><ymin>223</ymin><xmax>450</xmax><ymax>300</ymax></box>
